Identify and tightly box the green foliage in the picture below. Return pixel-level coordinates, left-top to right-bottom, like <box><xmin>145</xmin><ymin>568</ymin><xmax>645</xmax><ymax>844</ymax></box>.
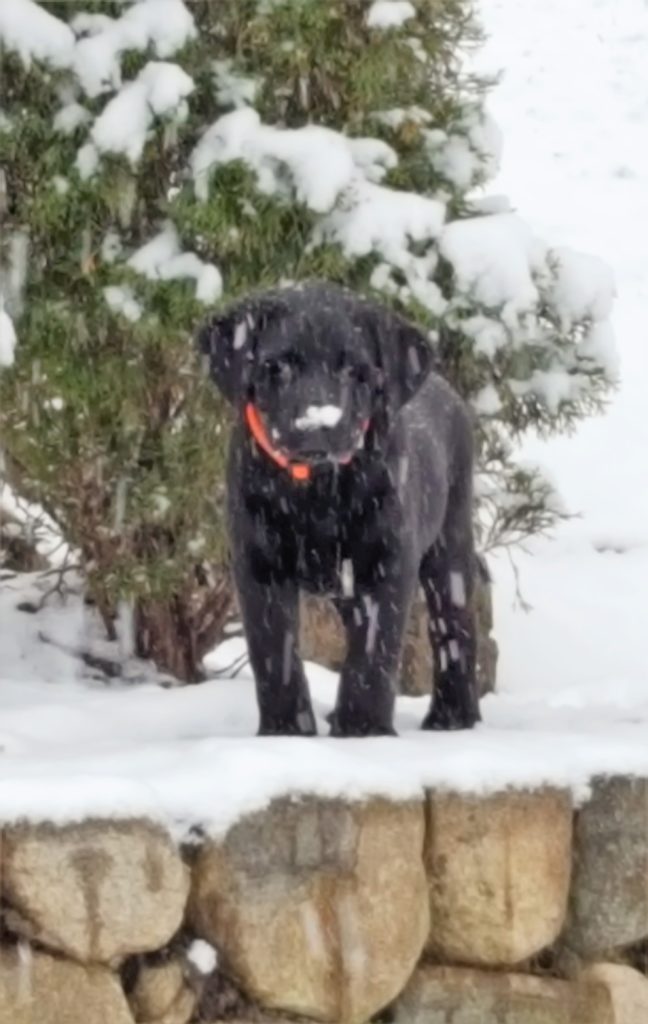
<box><xmin>0</xmin><ymin>0</ymin><xmax>613</xmax><ymax>654</ymax></box>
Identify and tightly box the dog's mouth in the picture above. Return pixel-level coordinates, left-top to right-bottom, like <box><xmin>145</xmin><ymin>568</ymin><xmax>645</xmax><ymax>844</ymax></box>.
<box><xmin>290</xmin><ymin>449</ymin><xmax>353</xmax><ymax>466</ymax></box>
<box><xmin>246</xmin><ymin>403</ymin><xmax>368</xmax><ymax>478</ymax></box>
<box><xmin>284</xmin><ymin>424</ymin><xmax>368</xmax><ymax>466</ymax></box>
<box><xmin>272</xmin><ymin>428</ymin><xmax>367</xmax><ymax>465</ymax></box>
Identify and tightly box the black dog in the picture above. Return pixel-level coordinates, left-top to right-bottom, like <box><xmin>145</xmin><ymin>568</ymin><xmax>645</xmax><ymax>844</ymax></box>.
<box><xmin>199</xmin><ymin>281</ymin><xmax>480</xmax><ymax>737</ymax></box>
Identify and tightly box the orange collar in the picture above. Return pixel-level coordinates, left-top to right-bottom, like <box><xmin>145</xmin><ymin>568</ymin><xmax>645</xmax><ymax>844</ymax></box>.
<box><xmin>244</xmin><ymin>403</ymin><xmax>369</xmax><ymax>483</ymax></box>
<box><xmin>245</xmin><ymin>403</ymin><xmax>311</xmax><ymax>481</ymax></box>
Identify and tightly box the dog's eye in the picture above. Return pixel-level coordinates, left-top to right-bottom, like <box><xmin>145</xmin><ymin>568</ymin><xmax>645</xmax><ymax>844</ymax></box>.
<box><xmin>263</xmin><ymin>358</ymin><xmax>293</xmax><ymax>384</ymax></box>
<box><xmin>336</xmin><ymin>352</ymin><xmax>369</xmax><ymax>386</ymax></box>
<box><xmin>351</xmin><ymin>364</ymin><xmax>371</xmax><ymax>386</ymax></box>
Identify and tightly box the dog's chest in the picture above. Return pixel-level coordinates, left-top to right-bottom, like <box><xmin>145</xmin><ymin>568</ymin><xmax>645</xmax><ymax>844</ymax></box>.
<box><xmin>242</xmin><ymin>457</ymin><xmax>398</xmax><ymax>594</ymax></box>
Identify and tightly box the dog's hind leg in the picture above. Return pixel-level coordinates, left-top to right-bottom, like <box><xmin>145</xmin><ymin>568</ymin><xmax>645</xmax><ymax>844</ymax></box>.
<box><xmin>419</xmin><ymin>481</ymin><xmax>481</xmax><ymax>731</ymax></box>
<box><xmin>234</xmin><ymin>563</ymin><xmax>317</xmax><ymax>736</ymax></box>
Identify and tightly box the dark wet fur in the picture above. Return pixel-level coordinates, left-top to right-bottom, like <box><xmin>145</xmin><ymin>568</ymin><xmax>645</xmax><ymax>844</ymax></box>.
<box><xmin>198</xmin><ymin>282</ymin><xmax>481</xmax><ymax>737</ymax></box>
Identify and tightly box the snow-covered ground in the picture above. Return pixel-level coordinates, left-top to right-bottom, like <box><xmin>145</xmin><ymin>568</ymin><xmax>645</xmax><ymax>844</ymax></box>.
<box><xmin>479</xmin><ymin>0</ymin><xmax>648</xmax><ymax>698</ymax></box>
<box><xmin>2</xmin><ymin>573</ymin><xmax>648</xmax><ymax>841</ymax></box>
<box><xmin>1</xmin><ymin>0</ymin><xmax>648</xmax><ymax>836</ymax></box>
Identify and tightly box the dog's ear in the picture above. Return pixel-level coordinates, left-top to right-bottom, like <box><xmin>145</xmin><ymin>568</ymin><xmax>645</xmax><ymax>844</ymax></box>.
<box><xmin>197</xmin><ymin>292</ymin><xmax>286</xmax><ymax>405</ymax></box>
<box><xmin>352</xmin><ymin>297</ymin><xmax>435</xmax><ymax>415</ymax></box>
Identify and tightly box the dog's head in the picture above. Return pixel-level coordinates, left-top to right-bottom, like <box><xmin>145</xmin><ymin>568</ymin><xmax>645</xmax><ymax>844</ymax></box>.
<box><xmin>197</xmin><ymin>281</ymin><xmax>433</xmax><ymax>465</ymax></box>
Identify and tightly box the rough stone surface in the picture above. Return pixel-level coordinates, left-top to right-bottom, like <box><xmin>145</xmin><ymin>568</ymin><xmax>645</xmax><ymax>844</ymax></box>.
<box><xmin>299</xmin><ymin>559</ymin><xmax>498</xmax><ymax>699</ymax></box>
<box><xmin>393</xmin><ymin>966</ymin><xmax>612</xmax><ymax>1024</ymax></box>
<box><xmin>129</xmin><ymin>958</ymin><xmax>196</xmax><ymax>1024</ymax></box>
<box><xmin>579</xmin><ymin>963</ymin><xmax>648</xmax><ymax>1023</ymax></box>
<box><xmin>189</xmin><ymin>797</ymin><xmax>428</xmax><ymax>1023</ymax></box>
<box><xmin>425</xmin><ymin>788</ymin><xmax>573</xmax><ymax>965</ymax></box>
<box><xmin>2</xmin><ymin>820</ymin><xmax>190</xmax><ymax>965</ymax></box>
<box><xmin>299</xmin><ymin>593</ymin><xmax>347</xmax><ymax>674</ymax></box>
<box><xmin>567</xmin><ymin>776</ymin><xmax>648</xmax><ymax>956</ymax></box>
<box><xmin>0</xmin><ymin>945</ymin><xmax>134</xmax><ymax>1024</ymax></box>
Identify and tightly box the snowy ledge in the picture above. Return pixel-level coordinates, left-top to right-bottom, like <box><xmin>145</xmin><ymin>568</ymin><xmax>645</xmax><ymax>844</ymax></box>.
<box><xmin>3</xmin><ymin>580</ymin><xmax>648</xmax><ymax>1020</ymax></box>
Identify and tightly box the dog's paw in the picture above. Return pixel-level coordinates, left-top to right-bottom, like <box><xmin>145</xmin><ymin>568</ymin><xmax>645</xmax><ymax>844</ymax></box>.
<box><xmin>328</xmin><ymin>710</ymin><xmax>397</xmax><ymax>738</ymax></box>
<box><xmin>421</xmin><ymin>703</ymin><xmax>481</xmax><ymax>731</ymax></box>
<box><xmin>258</xmin><ymin>708</ymin><xmax>317</xmax><ymax>737</ymax></box>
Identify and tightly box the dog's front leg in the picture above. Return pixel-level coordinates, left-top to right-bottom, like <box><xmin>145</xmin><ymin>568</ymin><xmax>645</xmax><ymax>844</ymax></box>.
<box><xmin>236</xmin><ymin>567</ymin><xmax>317</xmax><ymax>737</ymax></box>
<box><xmin>331</xmin><ymin>565</ymin><xmax>415</xmax><ymax>737</ymax></box>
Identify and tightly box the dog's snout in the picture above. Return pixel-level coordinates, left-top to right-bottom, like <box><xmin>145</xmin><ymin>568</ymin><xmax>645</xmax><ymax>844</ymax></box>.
<box><xmin>294</xmin><ymin>404</ymin><xmax>344</xmax><ymax>433</ymax></box>
<box><xmin>292</xmin><ymin>428</ymin><xmax>329</xmax><ymax>455</ymax></box>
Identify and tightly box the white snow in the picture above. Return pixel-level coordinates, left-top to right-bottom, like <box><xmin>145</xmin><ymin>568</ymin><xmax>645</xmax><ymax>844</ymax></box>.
<box><xmin>549</xmin><ymin>247</ymin><xmax>616</xmax><ymax>331</ymax></box>
<box><xmin>0</xmin><ymin>308</ymin><xmax>17</xmax><ymax>368</ymax></box>
<box><xmin>440</xmin><ymin>213</ymin><xmax>544</xmax><ymax>313</ymax></box>
<box><xmin>449</xmin><ymin>572</ymin><xmax>467</xmax><ymax>608</ymax></box>
<box><xmin>313</xmin><ymin>180</ymin><xmax>445</xmax><ymax>263</ymax></box>
<box><xmin>0</xmin><ymin>0</ymin><xmax>74</xmax><ymax>69</ymax></box>
<box><xmin>187</xmin><ymin>939</ymin><xmax>218</xmax><ymax>975</ymax></box>
<box><xmin>371</xmin><ymin>106</ymin><xmax>433</xmax><ymax>129</ymax></box>
<box><xmin>4</xmin><ymin>576</ymin><xmax>648</xmax><ymax>838</ymax></box>
<box><xmin>71</xmin><ymin>0</ymin><xmax>196</xmax><ymax>99</ymax></box>
<box><xmin>103</xmin><ymin>285</ymin><xmax>143</xmax><ymax>323</ymax></box>
<box><xmin>472</xmin><ymin>384</ymin><xmax>501</xmax><ymax>416</ymax></box>
<box><xmin>43</xmin><ymin>397</ymin><xmax>64</xmax><ymax>413</ymax></box>
<box><xmin>346</xmin><ymin>137</ymin><xmax>398</xmax><ymax>182</ymax></box>
<box><xmin>53</xmin><ymin>102</ymin><xmax>91</xmax><ymax>136</ymax></box>
<box><xmin>340</xmin><ymin>559</ymin><xmax>355</xmax><ymax>598</ymax></box>
<box><xmin>426</xmin><ymin>109</ymin><xmax>503</xmax><ymax>190</ymax></box>
<box><xmin>367</xmin><ymin>2</ymin><xmax>416</xmax><ymax>30</ymax></box>
<box><xmin>0</xmin><ymin>485</ymin><xmax>70</xmax><ymax>568</ymax></box>
<box><xmin>475</xmin><ymin>0</ymin><xmax>648</xmax><ymax>713</ymax></box>
<box><xmin>213</xmin><ymin>59</ymin><xmax>258</xmax><ymax>109</ymax></box>
<box><xmin>1</xmin><ymin>0</ymin><xmax>648</xmax><ymax>841</ymax></box>
<box><xmin>295</xmin><ymin>405</ymin><xmax>344</xmax><ymax>431</ymax></box>
<box><xmin>0</xmin><ymin>0</ymin><xmax>195</xmax><ymax>95</ymax></box>
<box><xmin>128</xmin><ymin>222</ymin><xmax>223</xmax><ymax>304</ymax></box>
<box><xmin>91</xmin><ymin>61</ymin><xmax>194</xmax><ymax>165</ymax></box>
<box><xmin>458</xmin><ymin>314</ymin><xmax>508</xmax><ymax>358</ymax></box>
<box><xmin>53</xmin><ymin>176</ymin><xmax>70</xmax><ymax>194</ymax></box>
<box><xmin>192</xmin><ymin>109</ymin><xmax>359</xmax><ymax>212</ymax></box>
<box><xmin>75</xmin><ymin>143</ymin><xmax>100</xmax><ymax>181</ymax></box>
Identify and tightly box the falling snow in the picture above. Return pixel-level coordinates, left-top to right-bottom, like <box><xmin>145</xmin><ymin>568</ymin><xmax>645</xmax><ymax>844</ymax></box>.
<box><xmin>449</xmin><ymin>572</ymin><xmax>466</xmax><ymax>608</ymax></box>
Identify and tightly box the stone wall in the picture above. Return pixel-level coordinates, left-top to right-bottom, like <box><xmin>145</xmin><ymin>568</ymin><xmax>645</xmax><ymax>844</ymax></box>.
<box><xmin>2</xmin><ymin>777</ymin><xmax>648</xmax><ymax>1023</ymax></box>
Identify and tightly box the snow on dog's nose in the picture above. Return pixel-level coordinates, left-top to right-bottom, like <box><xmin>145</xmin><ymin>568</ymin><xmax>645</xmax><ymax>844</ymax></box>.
<box><xmin>294</xmin><ymin>405</ymin><xmax>343</xmax><ymax>432</ymax></box>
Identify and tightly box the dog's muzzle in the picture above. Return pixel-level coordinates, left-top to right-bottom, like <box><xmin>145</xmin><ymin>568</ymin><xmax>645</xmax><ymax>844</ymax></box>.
<box><xmin>245</xmin><ymin>403</ymin><xmax>369</xmax><ymax>482</ymax></box>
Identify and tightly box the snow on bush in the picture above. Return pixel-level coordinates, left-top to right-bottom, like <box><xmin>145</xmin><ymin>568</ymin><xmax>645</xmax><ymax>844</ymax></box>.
<box><xmin>426</xmin><ymin>107</ymin><xmax>503</xmax><ymax>191</ymax></box>
<box><xmin>0</xmin><ymin>0</ymin><xmax>75</xmax><ymax>69</ymax></box>
<box><xmin>0</xmin><ymin>0</ymin><xmax>617</xmax><ymax>603</ymax></box>
<box><xmin>127</xmin><ymin>222</ymin><xmax>223</xmax><ymax>304</ymax></box>
<box><xmin>0</xmin><ymin>0</ymin><xmax>614</xmax><ymax>404</ymax></box>
<box><xmin>89</xmin><ymin>60</ymin><xmax>194</xmax><ymax>165</ymax></box>
<box><xmin>0</xmin><ymin>307</ymin><xmax>17</xmax><ymax>368</ymax></box>
<box><xmin>367</xmin><ymin>2</ymin><xmax>416</xmax><ymax>30</ymax></box>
